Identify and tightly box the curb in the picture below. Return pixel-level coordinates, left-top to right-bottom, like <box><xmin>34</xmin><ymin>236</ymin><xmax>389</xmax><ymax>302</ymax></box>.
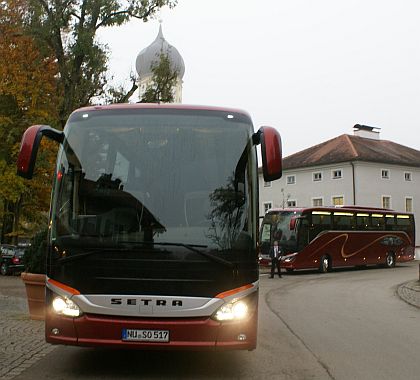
<box><xmin>397</xmin><ymin>280</ymin><xmax>420</xmax><ymax>308</ymax></box>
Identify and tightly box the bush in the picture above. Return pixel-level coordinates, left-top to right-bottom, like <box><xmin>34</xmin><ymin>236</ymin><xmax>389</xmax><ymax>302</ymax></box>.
<box><xmin>23</xmin><ymin>228</ymin><xmax>48</xmax><ymax>274</ymax></box>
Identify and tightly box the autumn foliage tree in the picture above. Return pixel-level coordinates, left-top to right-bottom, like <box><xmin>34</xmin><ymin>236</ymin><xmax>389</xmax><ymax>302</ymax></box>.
<box><xmin>0</xmin><ymin>0</ymin><xmax>59</xmax><ymax>243</ymax></box>
<box><xmin>0</xmin><ymin>0</ymin><xmax>178</xmax><ymax>243</ymax></box>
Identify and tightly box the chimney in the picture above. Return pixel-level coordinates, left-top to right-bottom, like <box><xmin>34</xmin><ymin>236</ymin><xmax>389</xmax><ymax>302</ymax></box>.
<box><xmin>353</xmin><ymin>124</ymin><xmax>380</xmax><ymax>140</ymax></box>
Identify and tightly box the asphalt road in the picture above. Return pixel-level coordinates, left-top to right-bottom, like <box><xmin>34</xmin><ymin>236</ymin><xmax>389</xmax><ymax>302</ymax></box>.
<box><xmin>266</xmin><ymin>263</ymin><xmax>420</xmax><ymax>380</ymax></box>
<box><xmin>8</xmin><ymin>261</ymin><xmax>420</xmax><ymax>380</ymax></box>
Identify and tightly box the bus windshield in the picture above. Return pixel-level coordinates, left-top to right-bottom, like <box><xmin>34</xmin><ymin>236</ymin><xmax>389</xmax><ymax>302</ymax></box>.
<box><xmin>51</xmin><ymin>108</ymin><xmax>256</xmax><ymax>253</ymax></box>
<box><xmin>260</xmin><ymin>211</ymin><xmax>301</xmax><ymax>253</ymax></box>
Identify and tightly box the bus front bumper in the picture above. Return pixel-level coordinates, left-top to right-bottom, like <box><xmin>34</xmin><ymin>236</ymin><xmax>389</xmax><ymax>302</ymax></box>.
<box><xmin>45</xmin><ymin>312</ymin><xmax>257</xmax><ymax>350</ymax></box>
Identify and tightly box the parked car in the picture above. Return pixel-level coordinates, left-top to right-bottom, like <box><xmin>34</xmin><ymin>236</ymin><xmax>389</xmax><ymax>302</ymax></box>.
<box><xmin>0</xmin><ymin>245</ymin><xmax>25</xmax><ymax>275</ymax></box>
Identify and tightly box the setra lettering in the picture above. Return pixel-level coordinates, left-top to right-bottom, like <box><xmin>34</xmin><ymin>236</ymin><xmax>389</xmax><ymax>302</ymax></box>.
<box><xmin>110</xmin><ymin>298</ymin><xmax>183</xmax><ymax>307</ymax></box>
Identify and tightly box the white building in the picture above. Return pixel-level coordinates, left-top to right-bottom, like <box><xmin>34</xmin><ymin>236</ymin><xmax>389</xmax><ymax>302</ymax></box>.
<box><xmin>259</xmin><ymin>125</ymin><xmax>420</xmax><ymax>251</ymax></box>
<box><xmin>135</xmin><ymin>25</ymin><xmax>185</xmax><ymax>103</ymax></box>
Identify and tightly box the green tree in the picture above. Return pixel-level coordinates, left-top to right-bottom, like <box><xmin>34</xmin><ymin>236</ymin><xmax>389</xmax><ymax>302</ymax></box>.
<box><xmin>106</xmin><ymin>72</ymin><xmax>138</xmax><ymax>103</ymax></box>
<box><xmin>140</xmin><ymin>52</ymin><xmax>179</xmax><ymax>103</ymax></box>
<box><xmin>0</xmin><ymin>0</ymin><xmax>178</xmax><ymax>242</ymax></box>
<box><xmin>26</xmin><ymin>0</ymin><xmax>177</xmax><ymax>126</ymax></box>
<box><xmin>0</xmin><ymin>0</ymin><xmax>59</xmax><ymax>243</ymax></box>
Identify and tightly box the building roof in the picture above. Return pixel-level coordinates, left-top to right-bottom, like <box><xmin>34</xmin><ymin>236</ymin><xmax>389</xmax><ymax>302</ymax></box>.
<box><xmin>283</xmin><ymin>134</ymin><xmax>420</xmax><ymax>170</ymax></box>
<box><xmin>135</xmin><ymin>25</ymin><xmax>185</xmax><ymax>79</ymax></box>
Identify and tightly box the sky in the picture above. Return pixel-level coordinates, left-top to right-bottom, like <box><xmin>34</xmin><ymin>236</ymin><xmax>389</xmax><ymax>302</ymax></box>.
<box><xmin>98</xmin><ymin>0</ymin><xmax>420</xmax><ymax>157</ymax></box>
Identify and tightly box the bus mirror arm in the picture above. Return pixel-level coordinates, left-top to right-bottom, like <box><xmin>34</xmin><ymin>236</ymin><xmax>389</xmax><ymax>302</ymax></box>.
<box><xmin>17</xmin><ymin>125</ymin><xmax>64</xmax><ymax>180</ymax></box>
<box><xmin>252</xmin><ymin>130</ymin><xmax>261</xmax><ymax>145</ymax></box>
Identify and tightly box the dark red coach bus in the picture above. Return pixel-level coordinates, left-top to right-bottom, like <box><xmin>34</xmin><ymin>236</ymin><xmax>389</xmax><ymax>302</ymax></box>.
<box><xmin>259</xmin><ymin>206</ymin><xmax>415</xmax><ymax>273</ymax></box>
<box><xmin>17</xmin><ymin>104</ymin><xmax>282</xmax><ymax>350</ymax></box>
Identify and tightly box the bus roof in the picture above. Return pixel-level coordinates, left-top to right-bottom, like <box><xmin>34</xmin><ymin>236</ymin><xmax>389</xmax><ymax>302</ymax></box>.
<box><xmin>70</xmin><ymin>103</ymin><xmax>252</xmax><ymax>119</ymax></box>
<box><xmin>265</xmin><ymin>206</ymin><xmax>413</xmax><ymax>216</ymax></box>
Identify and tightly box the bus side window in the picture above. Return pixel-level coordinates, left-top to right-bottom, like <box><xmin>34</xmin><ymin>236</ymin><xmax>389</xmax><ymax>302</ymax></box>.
<box><xmin>332</xmin><ymin>214</ymin><xmax>354</xmax><ymax>230</ymax></box>
<box><xmin>297</xmin><ymin>218</ymin><xmax>309</xmax><ymax>250</ymax></box>
<box><xmin>309</xmin><ymin>213</ymin><xmax>331</xmax><ymax>241</ymax></box>
<box><xmin>385</xmin><ymin>215</ymin><xmax>397</xmax><ymax>231</ymax></box>
<box><xmin>356</xmin><ymin>214</ymin><xmax>369</xmax><ymax>231</ymax></box>
<box><xmin>370</xmin><ymin>214</ymin><xmax>385</xmax><ymax>230</ymax></box>
<box><xmin>396</xmin><ymin>215</ymin><xmax>411</xmax><ymax>234</ymax></box>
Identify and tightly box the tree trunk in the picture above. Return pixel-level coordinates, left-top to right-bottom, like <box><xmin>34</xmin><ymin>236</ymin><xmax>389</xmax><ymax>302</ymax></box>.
<box><xmin>12</xmin><ymin>196</ymin><xmax>22</xmax><ymax>245</ymax></box>
<box><xmin>1</xmin><ymin>200</ymin><xmax>14</xmax><ymax>244</ymax></box>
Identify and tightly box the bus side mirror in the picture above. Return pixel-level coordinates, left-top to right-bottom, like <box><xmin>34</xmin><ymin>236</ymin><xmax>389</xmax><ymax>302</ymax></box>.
<box><xmin>17</xmin><ymin>125</ymin><xmax>64</xmax><ymax>179</ymax></box>
<box><xmin>258</xmin><ymin>126</ymin><xmax>282</xmax><ymax>182</ymax></box>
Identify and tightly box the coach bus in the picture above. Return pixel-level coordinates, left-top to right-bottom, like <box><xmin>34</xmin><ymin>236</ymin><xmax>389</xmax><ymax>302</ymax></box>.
<box><xmin>259</xmin><ymin>206</ymin><xmax>415</xmax><ymax>273</ymax></box>
<box><xmin>16</xmin><ymin>104</ymin><xmax>282</xmax><ymax>350</ymax></box>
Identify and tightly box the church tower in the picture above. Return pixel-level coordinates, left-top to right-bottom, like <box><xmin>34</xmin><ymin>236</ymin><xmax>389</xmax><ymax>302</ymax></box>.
<box><xmin>135</xmin><ymin>25</ymin><xmax>185</xmax><ymax>103</ymax></box>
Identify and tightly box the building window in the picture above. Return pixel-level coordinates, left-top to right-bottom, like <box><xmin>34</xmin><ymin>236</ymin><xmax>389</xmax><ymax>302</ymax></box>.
<box><xmin>405</xmin><ymin>197</ymin><xmax>413</xmax><ymax>213</ymax></box>
<box><xmin>312</xmin><ymin>198</ymin><xmax>323</xmax><ymax>207</ymax></box>
<box><xmin>404</xmin><ymin>172</ymin><xmax>412</xmax><ymax>181</ymax></box>
<box><xmin>332</xmin><ymin>196</ymin><xmax>344</xmax><ymax>206</ymax></box>
<box><xmin>264</xmin><ymin>181</ymin><xmax>271</xmax><ymax>187</ymax></box>
<box><xmin>382</xmin><ymin>196</ymin><xmax>391</xmax><ymax>209</ymax></box>
<box><xmin>263</xmin><ymin>202</ymin><xmax>272</xmax><ymax>214</ymax></box>
<box><xmin>332</xmin><ymin>169</ymin><xmax>342</xmax><ymax>179</ymax></box>
<box><xmin>286</xmin><ymin>175</ymin><xmax>296</xmax><ymax>185</ymax></box>
<box><xmin>381</xmin><ymin>169</ymin><xmax>389</xmax><ymax>179</ymax></box>
<box><xmin>313</xmin><ymin>172</ymin><xmax>322</xmax><ymax>182</ymax></box>
<box><xmin>287</xmin><ymin>200</ymin><xmax>297</xmax><ymax>207</ymax></box>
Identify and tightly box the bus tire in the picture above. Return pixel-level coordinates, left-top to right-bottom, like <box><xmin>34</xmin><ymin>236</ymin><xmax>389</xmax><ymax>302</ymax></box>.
<box><xmin>319</xmin><ymin>255</ymin><xmax>331</xmax><ymax>273</ymax></box>
<box><xmin>385</xmin><ymin>252</ymin><xmax>396</xmax><ymax>268</ymax></box>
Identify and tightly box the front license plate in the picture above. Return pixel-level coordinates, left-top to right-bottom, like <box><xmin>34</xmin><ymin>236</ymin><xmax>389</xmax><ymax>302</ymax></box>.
<box><xmin>122</xmin><ymin>329</ymin><xmax>170</xmax><ymax>342</ymax></box>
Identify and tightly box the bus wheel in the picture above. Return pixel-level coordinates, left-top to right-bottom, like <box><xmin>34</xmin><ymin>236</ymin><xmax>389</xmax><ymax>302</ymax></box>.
<box><xmin>286</xmin><ymin>268</ymin><xmax>294</xmax><ymax>273</ymax></box>
<box><xmin>319</xmin><ymin>255</ymin><xmax>331</xmax><ymax>273</ymax></box>
<box><xmin>385</xmin><ymin>252</ymin><xmax>396</xmax><ymax>268</ymax></box>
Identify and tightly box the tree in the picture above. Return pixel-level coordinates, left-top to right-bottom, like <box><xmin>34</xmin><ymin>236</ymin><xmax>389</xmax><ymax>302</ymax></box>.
<box><xmin>140</xmin><ymin>51</ymin><xmax>179</xmax><ymax>103</ymax></box>
<box><xmin>0</xmin><ymin>0</ymin><xmax>59</xmax><ymax>243</ymax></box>
<box><xmin>25</xmin><ymin>0</ymin><xmax>177</xmax><ymax>126</ymax></box>
<box><xmin>106</xmin><ymin>72</ymin><xmax>138</xmax><ymax>103</ymax></box>
<box><xmin>0</xmin><ymin>0</ymin><xmax>178</xmax><ymax>242</ymax></box>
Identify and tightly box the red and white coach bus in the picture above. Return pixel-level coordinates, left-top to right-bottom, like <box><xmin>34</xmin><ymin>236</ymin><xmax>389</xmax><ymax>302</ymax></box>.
<box><xmin>259</xmin><ymin>206</ymin><xmax>415</xmax><ymax>273</ymax></box>
<box><xmin>16</xmin><ymin>104</ymin><xmax>282</xmax><ymax>350</ymax></box>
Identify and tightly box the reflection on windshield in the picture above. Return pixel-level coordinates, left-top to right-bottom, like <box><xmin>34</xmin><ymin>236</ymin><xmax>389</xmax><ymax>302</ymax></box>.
<box><xmin>206</xmin><ymin>175</ymin><xmax>246</xmax><ymax>250</ymax></box>
<box><xmin>51</xmin><ymin>109</ymin><xmax>255</xmax><ymax>252</ymax></box>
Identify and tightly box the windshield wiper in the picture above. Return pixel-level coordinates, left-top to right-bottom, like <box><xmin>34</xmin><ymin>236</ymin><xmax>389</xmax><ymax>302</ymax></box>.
<box><xmin>57</xmin><ymin>248</ymin><xmax>129</xmax><ymax>264</ymax></box>
<box><xmin>119</xmin><ymin>241</ymin><xmax>234</xmax><ymax>268</ymax></box>
<box><xmin>57</xmin><ymin>242</ymin><xmax>234</xmax><ymax>268</ymax></box>
<box><xmin>151</xmin><ymin>242</ymin><xmax>234</xmax><ymax>268</ymax></box>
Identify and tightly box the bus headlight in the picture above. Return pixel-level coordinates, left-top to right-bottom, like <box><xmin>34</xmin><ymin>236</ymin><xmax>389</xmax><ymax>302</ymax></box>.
<box><xmin>283</xmin><ymin>253</ymin><xmax>298</xmax><ymax>263</ymax></box>
<box><xmin>213</xmin><ymin>300</ymin><xmax>249</xmax><ymax>322</ymax></box>
<box><xmin>52</xmin><ymin>296</ymin><xmax>81</xmax><ymax>317</ymax></box>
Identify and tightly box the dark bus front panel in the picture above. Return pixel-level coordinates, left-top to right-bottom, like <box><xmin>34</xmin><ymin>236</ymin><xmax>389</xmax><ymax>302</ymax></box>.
<box><xmin>45</xmin><ymin>281</ymin><xmax>259</xmax><ymax>350</ymax></box>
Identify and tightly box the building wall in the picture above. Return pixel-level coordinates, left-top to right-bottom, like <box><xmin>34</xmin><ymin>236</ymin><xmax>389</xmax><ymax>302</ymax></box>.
<box><xmin>259</xmin><ymin>161</ymin><xmax>420</xmax><ymax>249</ymax></box>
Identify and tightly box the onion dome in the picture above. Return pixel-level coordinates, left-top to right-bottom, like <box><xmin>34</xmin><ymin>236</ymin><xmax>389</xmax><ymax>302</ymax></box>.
<box><xmin>135</xmin><ymin>25</ymin><xmax>185</xmax><ymax>79</ymax></box>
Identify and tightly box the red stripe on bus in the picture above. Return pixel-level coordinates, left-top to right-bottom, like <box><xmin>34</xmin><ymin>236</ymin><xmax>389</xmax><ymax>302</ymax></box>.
<box><xmin>48</xmin><ymin>278</ymin><xmax>81</xmax><ymax>295</ymax></box>
<box><xmin>215</xmin><ymin>284</ymin><xmax>253</xmax><ymax>299</ymax></box>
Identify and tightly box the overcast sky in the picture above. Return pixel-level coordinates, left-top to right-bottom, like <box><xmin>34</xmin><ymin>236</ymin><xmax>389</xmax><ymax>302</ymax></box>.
<box><xmin>98</xmin><ymin>0</ymin><xmax>420</xmax><ymax>157</ymax></box>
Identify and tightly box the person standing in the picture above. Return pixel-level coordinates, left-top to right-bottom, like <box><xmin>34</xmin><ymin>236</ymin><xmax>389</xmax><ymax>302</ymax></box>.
<box><xmin>270</xmin><ymin>240</ymin><xmax>282</xmax><ymax>278</ymax></box>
